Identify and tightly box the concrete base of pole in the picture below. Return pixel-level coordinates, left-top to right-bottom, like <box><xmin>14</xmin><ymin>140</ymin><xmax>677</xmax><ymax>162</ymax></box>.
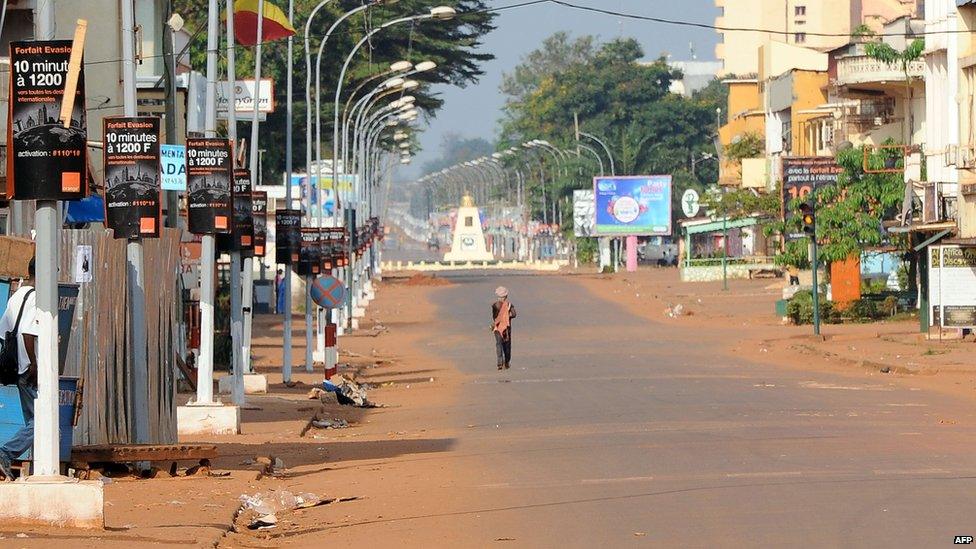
<box><xmin>218</xmin><ymin>373</ymin><xmax>268</xmax><ymax>395</ymax></box>
<box><xmin>177</xmin><ymin>403</ymin><xmax>241</xmax><ymax>435</ymax></box>
<box><xmin>0</xmin><ymin>479</ymin><xmax>104</xmax><ymax>528</ymax></box>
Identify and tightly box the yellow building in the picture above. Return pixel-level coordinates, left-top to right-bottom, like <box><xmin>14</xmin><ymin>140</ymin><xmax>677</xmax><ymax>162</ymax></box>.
<box><xmin>715</xmin><ymin>0</ymin><xmax>919</xmax><ymax>77</ymax></box>
<box><xmin>717</xmin><ymin>79</ymin><xmax>764</xmax><ymax>187</ymax></box>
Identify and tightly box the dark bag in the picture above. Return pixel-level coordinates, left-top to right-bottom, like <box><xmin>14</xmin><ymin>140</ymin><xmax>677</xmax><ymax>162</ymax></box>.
<box><xmin>0</xmin><ymin>288</ymin><xmax>35</xmax><ymax>385</ymax></box>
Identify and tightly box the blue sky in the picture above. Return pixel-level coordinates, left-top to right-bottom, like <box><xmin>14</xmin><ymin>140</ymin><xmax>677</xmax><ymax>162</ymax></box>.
<box><xmin>399</xmin><ymin>0</ymin><xmax>720</xmax><ymax>180</ymax></box>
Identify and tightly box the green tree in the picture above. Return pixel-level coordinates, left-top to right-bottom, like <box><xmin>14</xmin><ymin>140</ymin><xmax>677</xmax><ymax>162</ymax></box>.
<box><xmin>173</xmin><ymin>0</ymin><xmax>497</xmax><ymax>182</ymax></box>
<box><xmin>768</xmin><ymin>145</ymin><xmax>905</xmax><ymax>268</ymax></box>
<box><xmin>498</xmin><ymin>35</ymin><xmax>722</xmax><ymax>224</ymax></box>
<box><xmin>499</xmin><ymin>31</ymin><xmax>596</xmax><ymax>104</ymax></box>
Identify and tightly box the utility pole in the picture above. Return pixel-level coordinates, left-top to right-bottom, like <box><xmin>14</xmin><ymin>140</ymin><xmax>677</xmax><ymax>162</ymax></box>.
<box><xmin>30</xmin><ymin>0</ymin><xmax>59</xmax><ymax>479</ymax></box>
<box><xmin>242</xmin><ymin>0</ymin><xmax>264</xmax><ymax>383</ymax></box>
<box><xmin>811</xmin><ymin>185</ymin><xmax>821</xmax><ymax>336</ymax></box>
<box><xmin>121</xmin><ymin>0</ymin><xmax>151</xmax><ymax>450</ymax></box>
<box><xmin>227</xmin><ymin>0</ymin><xmax>244</xmax><ymax>406</ymax></box>
<box><xmin>162</xmin><ymin>0</ymin><xmax>179</xmax><ymax>228</ymax></box>
<box><xmin>283</xmin><ymin>0</ymin><xmax>295</xmax><ymax>382</ymax></box>
<box><xmin>196</xmin><ymin>0</ymin><xmax>220</xmax><ymax>406</ymax></box>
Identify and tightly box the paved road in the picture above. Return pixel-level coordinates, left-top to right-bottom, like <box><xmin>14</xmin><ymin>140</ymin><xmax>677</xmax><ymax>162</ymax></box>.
<box><xmin>415</xmin><ymin>274</ymin><xmax>976</xmax><ymax>547</ymax></box>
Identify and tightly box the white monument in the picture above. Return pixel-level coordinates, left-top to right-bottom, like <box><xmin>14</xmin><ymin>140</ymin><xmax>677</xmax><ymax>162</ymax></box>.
<box><xmin>444</xmin><ymin>194</ymin><xmax>494</xmax><ymax>262</ymax></box>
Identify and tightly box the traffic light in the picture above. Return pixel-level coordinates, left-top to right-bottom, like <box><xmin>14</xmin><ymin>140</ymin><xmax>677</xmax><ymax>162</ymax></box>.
<box><xmin>799</xmin><ymin>202</ymin><xmax>815</xmax><ymax>236</ymax></box>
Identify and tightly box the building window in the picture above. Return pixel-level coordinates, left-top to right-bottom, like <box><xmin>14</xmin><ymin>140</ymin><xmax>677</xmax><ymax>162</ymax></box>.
<box><xmin>795</xmin><ymin>19</ymin><xmax>805</xmax><ymax>25</ymax></box>
<box><xmin>795</xmin><ymin>32</ymin><xmax>806</xmax><ymax>43</ymax></box>
<box><xmin>795</xmin><ymin>5</ymin><xmax>806</xmax><ymax>16</ymax></box>
<box><xmin>465</xmin><ymin>216</ymin><xmax>473</xmax><ymax>227</ymax></box>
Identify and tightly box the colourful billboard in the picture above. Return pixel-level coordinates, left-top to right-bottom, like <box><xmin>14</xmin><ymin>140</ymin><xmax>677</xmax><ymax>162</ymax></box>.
<box><xmin>593</xmin><ymin>176</ymin><xmax>672</xmax><ymax>236</ymax></box>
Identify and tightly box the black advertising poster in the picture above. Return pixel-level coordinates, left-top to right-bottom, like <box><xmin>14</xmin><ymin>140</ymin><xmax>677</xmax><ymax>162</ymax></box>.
<box><xmin>298</xmin><ymin>228</ymin><xmax>321</xmax><ymax>277</ymax></box>
<box><xmin>275</xmin><ymin>208</ymin><xmax>301</xmax><ymax>264</ymax></box>
<box><xmin>232</xmin><ymin>168</ymin><xmax>254</xmax><ymax>253</ymax></box>
<box><xmin>252</xmin><ymin>191</ymin><xmax>268</xmax><ymax>256</ymax></box>
<box><xmin>103</xmin><ymin>117</ymin><xmax>161</xmax><ymax>239</ymax></box>
<box><xmin>781</xmin><ymin>157</ymin><xmax>842</xmax><ymax>221</ymax></box>
<box><xmin>8</xmin><ymin>40</ymin><xmax>87</xmax><ymax>200</ymax></box>
<box><xmin>186</xmin><ymin>138</ymin><xmax>232</xmax><ymax>234</ymax></box>
<box><xmin>319</xmin><ymin>228</ymin><xmax>332</xmax><ymax>271</ymax></box>
<box><xmin>323</xmin><ymin>227</ymin><xmax>346</xmax><ymax>267</ymax></box>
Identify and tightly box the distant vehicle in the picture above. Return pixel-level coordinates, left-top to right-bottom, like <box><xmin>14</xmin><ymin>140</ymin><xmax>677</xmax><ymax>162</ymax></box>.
<box><xmin>638</xmin><ymin>241</ymin><xmax>678</xmax><ymax>266</ymax></box>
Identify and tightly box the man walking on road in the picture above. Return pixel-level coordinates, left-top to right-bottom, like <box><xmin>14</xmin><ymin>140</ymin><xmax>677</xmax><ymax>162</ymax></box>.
<box><xmin>0</xmin><ymin>259</ymin><xmax>39</xmax><ymax>480</ymax></box>
<box><xmin>492</xmin><ymin>286</ymin><xmax>516</xmax><ymax>371</ymax></box>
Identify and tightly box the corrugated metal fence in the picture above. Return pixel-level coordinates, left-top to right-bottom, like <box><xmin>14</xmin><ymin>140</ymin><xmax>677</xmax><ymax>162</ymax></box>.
<box><xmin>58</xmin><ymin>227</ymin><xmax>183</xmax><ymax>445</ymax></box>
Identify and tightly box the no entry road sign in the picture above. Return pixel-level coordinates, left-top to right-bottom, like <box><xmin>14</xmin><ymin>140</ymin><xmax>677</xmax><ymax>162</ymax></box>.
<box><xmin>310</xmin><ymin>275</ymin><xmax>345</xmax><ymax>309</ymax></box>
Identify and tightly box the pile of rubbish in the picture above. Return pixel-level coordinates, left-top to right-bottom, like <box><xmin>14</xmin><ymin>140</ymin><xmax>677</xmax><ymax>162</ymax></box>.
<box><xmin>238</xmin><ymin>490</ymin><xmax>359</xmax><ymax>531</ymax></box>
<box><xmin>312</xmin><ymin>374</ymin><xmax>378</xmax><ymax>408</ymax></box>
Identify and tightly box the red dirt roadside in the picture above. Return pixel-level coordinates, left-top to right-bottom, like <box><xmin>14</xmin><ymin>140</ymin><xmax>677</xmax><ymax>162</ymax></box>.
<box><xmin>0</xmin><ymin>278</ymin><xmax>473</xmax><ymax>548</ymax></box>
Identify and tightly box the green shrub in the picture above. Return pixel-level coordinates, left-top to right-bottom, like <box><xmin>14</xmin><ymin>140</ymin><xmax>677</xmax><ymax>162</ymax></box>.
<box><xmin>787</xmin><ymin>290</ymin><xmax>840</xmax><ymax>325</ymax></box>
<box><xmin>576</xmin><ymin>237</ymin><xmax>598</xmax><ymax>264</ymax></box>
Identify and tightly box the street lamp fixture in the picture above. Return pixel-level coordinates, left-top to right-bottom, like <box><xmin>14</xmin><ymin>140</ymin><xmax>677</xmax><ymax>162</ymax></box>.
<box><xmin>390</xmin><ymin>60</ymin><xmax>413</xmax><ymax>72</ymax></box>
<box><xmin>430</xmin><ymin>6</ymin><xmax>457</xmax><ymax>19</ymax></box>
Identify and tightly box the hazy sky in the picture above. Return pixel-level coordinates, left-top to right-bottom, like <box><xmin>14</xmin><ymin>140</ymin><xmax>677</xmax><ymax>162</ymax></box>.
<box><xmin>399</xmin><ymin>0</ymin><xmax>720</xmax><ymax>180</ymax></box>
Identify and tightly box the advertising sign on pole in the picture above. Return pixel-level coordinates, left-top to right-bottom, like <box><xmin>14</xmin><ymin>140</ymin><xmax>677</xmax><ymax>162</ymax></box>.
<box><xmin>160</xmin><ymin>144</ymin><xmax>187</xmax><ymax>191</ymax></box>
<box><xmin>573</xmin><ymin>189</ymin><xmax>595</xmax><ymax>237</ymax></box>
<box><xmin>298</xmin><ymin>228</ymin><xmax>321</xmax><ymax>276</ymax></box>
<box><xmin>275</xmin><ymin>208</ymin><xmax>301</xmax><ymax>264</ymax></box>
<box><xmin>681</xmin><ymin>188</ymin><xmax>701</xmax><ymax>218</ymax></box>
<box><xmin>929</xmin><ymin>245</ymin><xmax>976</xmax><ymax>328</ymax></box>
<box><xmin>103</xmin><ymin>116</ymin><xmax>161</xmax><ymax>239</ymax></box>
<box><xmin>8</xmin><ymin>40</ymin><xmax>88</xmax><ymax>200</ymax></box>
<box><xmin>216</xmin><ymin>79</ymin><xmax>275</xmax><ymax>114</ymax></box>
<box><xmin>232</xmin><ymin>168</ymin><xmax>254</xmax><ymax>253</ymax></box>
<box><xmin>781</xmin><ymin>156</ymin><xmax>842</xmax><ymax>220</ymax></box>
<box><xmin>593</xmin><ymin>176</ymin><xmax>672</xmax><ymax>236</ymax></box>
<box><xmin>252</xmin><ymin>191</ymin><xmax>268</xmax><ymax>256</ymax></box>
<box><xmin>186</xmin><ymin>138</ymin><xmax>233</xmax><ymax>234</ymax></box>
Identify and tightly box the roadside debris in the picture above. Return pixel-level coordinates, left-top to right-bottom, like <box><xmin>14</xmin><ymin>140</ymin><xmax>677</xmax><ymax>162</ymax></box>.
<box><xmin>665</xmin><ymin>303</ymin><xmax>684</xmax><ymax>318</ymax></box>
<box><xmin>254</xmin><ymin>456</ymin><xmax>286</xmax><ymax>478</ymax></box>
<box><xmin>238</xmin><ymin>491</ymin><xmax>362</xmax><ymax>531</ymax></box>
<box><xmin>248</xmin><ymin>514</ymin><xmax>278</xmax><ymax>530</ymax></box>
<box><xmin>320</xmin><ymin>375</ymin><xmax>380</xmax><ymax>408</ymax></box>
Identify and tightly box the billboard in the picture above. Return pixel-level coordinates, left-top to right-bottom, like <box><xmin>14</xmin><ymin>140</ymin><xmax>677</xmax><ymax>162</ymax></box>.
<box><xmin>573</xmin><ymin>189</ymin><xmax>595</xmax><ymax>237</ymax></box>
<box><xmin>160</xmin><ymin>144</ymin><xmax>186</xmax><ymax>191</ymax></box>
<box><xmin>593</xmin><ymin>176</ymin><xmax>672</xmax><ymax>236</ymax></box>
<box><xmin>929</xmin><ymin>245</ymin><xmax>976</xmax><ymax>328</ymax></box>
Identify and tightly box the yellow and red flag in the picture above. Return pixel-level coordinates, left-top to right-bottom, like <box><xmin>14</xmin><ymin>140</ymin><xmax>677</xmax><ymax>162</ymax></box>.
<box><xmin>233</xmin><ymin>0</ymin><xmax>296</xmax><ymax>46</ymax></box>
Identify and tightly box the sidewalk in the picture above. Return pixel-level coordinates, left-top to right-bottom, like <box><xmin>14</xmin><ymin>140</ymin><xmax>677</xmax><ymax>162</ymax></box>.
<box><xmin>574</xmin><ymin>267</ymin><xmax>976</xmax><ymax>402</ymax></box>
<box><xmin>0</xmin><ymin>278</ymin><xmax>465</xmax><ymax>547</ymax></box>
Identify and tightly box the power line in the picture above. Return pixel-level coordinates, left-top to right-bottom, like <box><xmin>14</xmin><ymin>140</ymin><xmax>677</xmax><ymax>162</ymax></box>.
<box><xmin>546</xmin><ymin>0</ymin><xmax>975</xmax><ymax>38</ymax></box>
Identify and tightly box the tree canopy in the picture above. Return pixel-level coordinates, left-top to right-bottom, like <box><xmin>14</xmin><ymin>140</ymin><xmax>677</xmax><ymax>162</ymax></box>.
<box><xmin>496</xmin><ymin>35</ymin><xmax>724</xmax><ymax>226</ymax></box>
<box><xmin>174</xmin><ymin>0</ymin><xmax>497</xmax><ymax>182</ymax></box>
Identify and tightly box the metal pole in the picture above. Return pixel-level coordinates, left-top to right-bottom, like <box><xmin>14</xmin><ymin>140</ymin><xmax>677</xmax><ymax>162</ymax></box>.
<box><xmin>811</xmin><ymin>186</ymin><xmax>821</xmax><ymax>336</ymax></box>
<box><xmin>163</xmin><ymin>0</ymin><xmax>179</xmax><ymax>228</ymax></box>
<box><xmin>283</xmin><ymin>0</ymin><xmax>295</xmax><ymax>383</ymax></box>
<box><xmin>228</xmin><ymin>0</ymin><xmax>244</xmax><ymax>406</ymax></box>
<box><xmin>196</xmin><ymin>0</ymin><xmax>220</xmax><ymax>405</ymax></box>
<box><xmin>30</xmin><ymin>0</ymin><xmax>58</xmax><ymax>478</ymax></box>
<box><xmin>722</xmin><ymin>210</ymin><xmax>728</xmax><ymax>291</ymax></box>
<box><xmin>122</xmin><ymin>0</ymin><xmax>151</xmax><ymax>447</ymax></box>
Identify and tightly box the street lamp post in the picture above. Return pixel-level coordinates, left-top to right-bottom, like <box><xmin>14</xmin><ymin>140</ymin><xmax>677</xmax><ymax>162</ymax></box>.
<box><xmin>331</xmin><ymin>6</ymin><xmax>456</xmax><ymax>329</ymax></box>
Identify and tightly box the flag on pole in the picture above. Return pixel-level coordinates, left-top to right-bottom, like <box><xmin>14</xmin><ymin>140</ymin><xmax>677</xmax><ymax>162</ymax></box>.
<box><xmin>233</xmin><ymin>0</ymin><xmax>296</xmax><ymax>46</ymax></box>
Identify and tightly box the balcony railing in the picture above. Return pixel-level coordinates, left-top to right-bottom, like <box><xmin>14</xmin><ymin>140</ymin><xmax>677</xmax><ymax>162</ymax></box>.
<box><xmin>835</xmin><ymin>55</ymin><xmax>925</xmax><ymax>87</ymax></box>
